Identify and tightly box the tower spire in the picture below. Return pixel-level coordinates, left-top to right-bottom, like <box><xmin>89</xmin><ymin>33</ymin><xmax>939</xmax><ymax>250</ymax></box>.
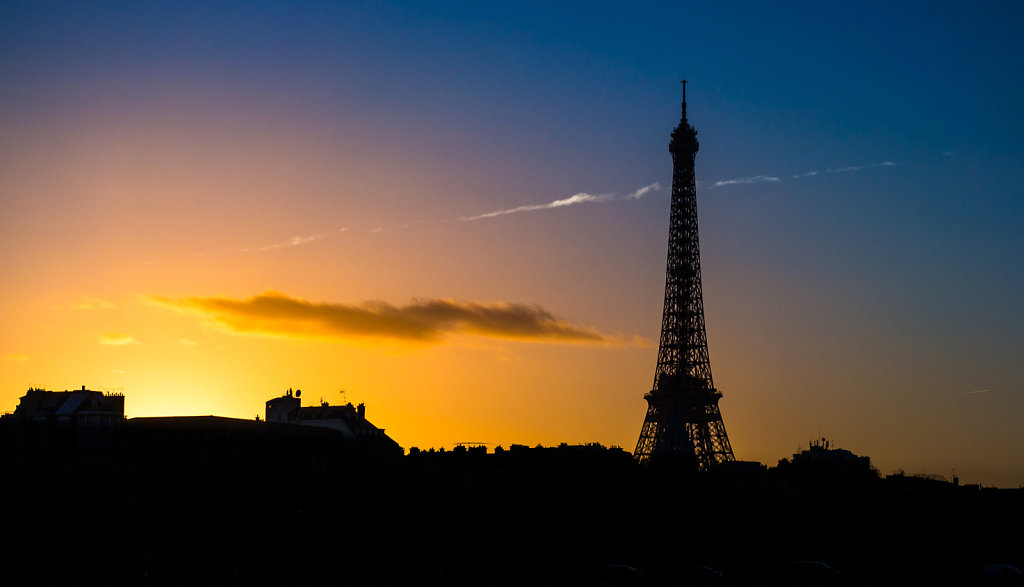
<box><xmin>682</xmin><ymin>79</ymin><xmax>687</xmax><ymax>116</ymax></box>
<box><xmin>634</xmin><ymin>83</ymin><xmax>735</xmax><ymax>469</ymax></box>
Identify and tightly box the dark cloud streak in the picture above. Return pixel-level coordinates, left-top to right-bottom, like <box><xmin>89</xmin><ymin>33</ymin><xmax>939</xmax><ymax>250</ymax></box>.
<box><xmin>149</xmin><ymin>292</ymin><xmax>637</xmax><ymax>346</ymax></box>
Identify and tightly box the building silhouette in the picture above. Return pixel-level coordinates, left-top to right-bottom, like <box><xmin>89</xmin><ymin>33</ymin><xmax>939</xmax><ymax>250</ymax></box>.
<box><xmin>634</xmin><ymin>82</ymin><xmax>735</xmax><ymax>468</ymax></box>
<box><xmin>0</xmin><ymin>385</ymin><xmax>401</xmax><ymax>460</ymax></box>
<box><xmin>7</xmin><ymin>385</ymin><xmax>124</xmax><ymax>428</ymax></box>
<box><xmin>265</xmin><ymin>387</ymin><xmax>396</xmax><ymax>446</ymax></box>
<box><xmin>3</xmin><ymin>384</ymin><xmax>1022</xmax><ymax>584</ymax></box>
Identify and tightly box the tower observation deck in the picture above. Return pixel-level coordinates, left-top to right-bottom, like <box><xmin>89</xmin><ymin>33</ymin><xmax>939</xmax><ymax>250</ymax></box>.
<box><xmin>634</xmin><ymin>82</ymin><xmax>735</xmax><ymax>469</ymax></box>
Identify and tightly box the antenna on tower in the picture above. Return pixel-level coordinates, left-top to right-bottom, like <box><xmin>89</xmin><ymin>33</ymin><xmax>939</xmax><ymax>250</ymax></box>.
<box><xmin>680</xmin><ymin>79</ymin><xmax>688</xmax><ymax>118</ymax></box>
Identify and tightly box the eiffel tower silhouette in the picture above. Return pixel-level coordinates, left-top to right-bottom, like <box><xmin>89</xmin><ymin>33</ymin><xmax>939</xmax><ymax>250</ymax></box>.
<box><xmin>634</xmin><ymin>82</ymin><xmax>735</xmax><ymax>469</ymax></box>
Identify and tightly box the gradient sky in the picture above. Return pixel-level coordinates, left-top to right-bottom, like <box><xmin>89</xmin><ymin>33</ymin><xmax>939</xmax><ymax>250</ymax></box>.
<box><xmin>2</xmin><ymin>1</ymin><xmax>1022</xmax><ymax>486</ymax></box>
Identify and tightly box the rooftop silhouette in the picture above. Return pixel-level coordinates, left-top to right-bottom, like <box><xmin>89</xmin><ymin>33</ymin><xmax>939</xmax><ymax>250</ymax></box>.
<box><xmin>2</xmin><ymin>385</ymin><xmax>1022</xmax><ymax>585</ymax></box>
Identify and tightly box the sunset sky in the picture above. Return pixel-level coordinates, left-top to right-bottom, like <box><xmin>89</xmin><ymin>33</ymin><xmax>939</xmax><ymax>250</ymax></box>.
<box><xmin>2</xmin><ymin>2</ymin><xmax>1023</xmax><ymax>486</ymax></box>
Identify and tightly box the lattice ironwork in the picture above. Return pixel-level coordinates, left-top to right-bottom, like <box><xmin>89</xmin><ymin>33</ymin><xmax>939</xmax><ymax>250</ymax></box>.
<box><xmin>634</xmin><ymin>82</ymin><xmax>735</xmax><ymax>469</ymax></box>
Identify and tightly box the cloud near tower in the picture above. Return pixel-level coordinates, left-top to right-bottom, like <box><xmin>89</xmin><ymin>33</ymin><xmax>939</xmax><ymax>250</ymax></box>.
<box><xmin>148</xmin><ymin>292</ymin><xmax>642</xmax><ymax>347</ymax></box>
<box><xmin>460</xmin><ymin>183</ymin><xmax>662</xmax><ymax>221</ymax></box>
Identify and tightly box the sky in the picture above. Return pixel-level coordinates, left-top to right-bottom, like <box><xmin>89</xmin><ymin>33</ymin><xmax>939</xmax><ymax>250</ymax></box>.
<box><xmin>2</xmin><ymin>1</ymin><xmax>1023</xmax><ymax>486</ymax></box>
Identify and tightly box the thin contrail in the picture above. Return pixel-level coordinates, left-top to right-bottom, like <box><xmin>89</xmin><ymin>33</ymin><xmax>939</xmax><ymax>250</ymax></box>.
<box><xmin>708</xmin><ymin>175</ymin><xmax>781</xmax><ymax>189</ymax></box>
<box><xmin>461</xmin><ymin>182</ymin><xmax>661</xmax><ymax>221</ymax></box>
<box><xmin>708</xmin><ymin>161</ymin><xmax>897</xmax><ymax>188</ymax></box>
<box><xmin>239</xmin><ymin>228</ymin><xmax>347</xmax><ymax>252</ymax></box>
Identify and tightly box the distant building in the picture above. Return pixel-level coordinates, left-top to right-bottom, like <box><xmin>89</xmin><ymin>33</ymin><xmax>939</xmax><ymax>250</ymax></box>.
<box><xmin>266</xmin><ymin>388</ymin><xmax>398</xmax><ymax>447</ymax></box>
<box><xmin>0</xmin><ymin>386</ymin><xmax>125</xmax><ymax>456</ymax></box>
<box><xmin>5</xmin><ymin>386</ymin><xmax>124</xmax><ymax>428</ymax></box>
<box><xmin>777</xmin><ymin>437</ymin><xmax>878</xmax><ymax>480</ymax></box>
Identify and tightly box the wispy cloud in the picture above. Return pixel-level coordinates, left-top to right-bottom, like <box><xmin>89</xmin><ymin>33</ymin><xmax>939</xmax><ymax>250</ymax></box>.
<box><xmin>791</xmin><ymin>161</ymin><xmax>896</xmax><ymax>179</ymax></box>
<box><xmin>98</xmin><ymin>333</ymin><xmax>140</xmax><ymax>346</ymax></box>
<box><xmin>462</xmin><ymin>192</ymin><xmax>612</xmax><ymax>221</ymax></box>
<box><xmin>178</xmin><ymin>338</ymin><xmax>199</xmax><ymax>346</ymax></box>
<box><xmin>958</xmin><ymin>388</ymin><xmax>992</xmax><ymax>396</ymax></box>
<box><xmin>709</xmin><ymin>161</ymin><xmax>897</xmax><ymax>187</ymax></box>
<box><xmin>148</xmin><ymin>291</ymin><xmax>641</xmax><ymax>346</ymax></box>
<box><xmin>240</xmin><ymin>228</ymin><xmax>346</xmax><ymax>252</ymax></box>
<box><xmin>709</xmin><ymin>175</ymin><xmax>781</xmax><ymax>189</ymax></box>
<box><xmin>828</xmin><ymin>161</ymin><xmax>895</xmax><ymax>174</ymax></box>
<box><xmin>461</xmin><ymin>183</ymin><xmax>661</xmax><ymax>221</ymax></box>
<box><xmin>624</xmin><ymin>182</ymin><xmax>662</xmax><ymax>200</ymax></box>
<box><xmin>3</xmin><ymin>353</ymin><xmax>29</xmax><ymax>362</ymax></box>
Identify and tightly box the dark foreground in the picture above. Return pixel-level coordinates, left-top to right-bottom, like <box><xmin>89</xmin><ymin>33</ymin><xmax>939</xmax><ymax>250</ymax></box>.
<box><xmin>2</xmin><ymin>420</ymin><xmax>1022</xmax><ymax>586</ymax></box>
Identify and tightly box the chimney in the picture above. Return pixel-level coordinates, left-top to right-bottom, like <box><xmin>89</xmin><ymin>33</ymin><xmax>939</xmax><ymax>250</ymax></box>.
<box><xmin>357</xmin><ymin>403</ymin><xmax>365</xmax><ymax>419</ymax></box>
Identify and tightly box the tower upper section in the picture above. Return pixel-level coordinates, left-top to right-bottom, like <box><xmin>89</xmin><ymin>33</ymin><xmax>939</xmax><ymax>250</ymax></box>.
<box><xmin>669</xmin><ymin>80</ymin><xmax>699</xmax><ymax>155</ymax></box>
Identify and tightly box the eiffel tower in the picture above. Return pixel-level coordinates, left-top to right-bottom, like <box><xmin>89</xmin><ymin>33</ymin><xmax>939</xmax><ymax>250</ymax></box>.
<box><xmin>634</xmin><ymin>82</ymin><xmax>735</xmax><ymax>468</ymax></box>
